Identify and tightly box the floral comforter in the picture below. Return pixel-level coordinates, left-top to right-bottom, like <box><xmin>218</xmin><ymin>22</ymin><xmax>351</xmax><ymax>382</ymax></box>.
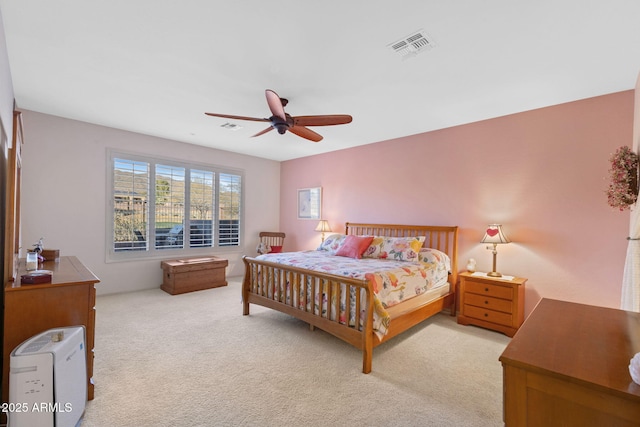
<box><xmin>255</xmin><ymin>250</ymin><xmax>449</xmax><ymax>337</ymax></box>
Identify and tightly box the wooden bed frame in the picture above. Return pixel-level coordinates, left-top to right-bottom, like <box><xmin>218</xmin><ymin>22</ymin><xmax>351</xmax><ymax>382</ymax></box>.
<box><xmin>242</xmin><ymin>222</ymin><xmax>459</xmax><ymax>373</ymax></box>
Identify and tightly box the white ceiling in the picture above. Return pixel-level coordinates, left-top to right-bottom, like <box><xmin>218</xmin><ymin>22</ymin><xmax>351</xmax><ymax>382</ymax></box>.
<box><xmin>2</xmin><ymin>1</ymin><xmax>640</xmax><ymax>161</ymax></box>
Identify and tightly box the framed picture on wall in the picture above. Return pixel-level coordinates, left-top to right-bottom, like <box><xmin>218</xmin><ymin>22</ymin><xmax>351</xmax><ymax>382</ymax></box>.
<box><xmin>298</xmin><ymin>187</ymin><xmax>321</xmax><ymax>219</ymax></box>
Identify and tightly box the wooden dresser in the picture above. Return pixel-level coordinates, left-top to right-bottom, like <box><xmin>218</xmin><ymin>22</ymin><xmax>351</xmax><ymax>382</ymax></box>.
<box><xmin>457</xmin><ymin>272</ymin><xmax>527</xmax><ymax>337</ymax></box>
<box><xmin>500</xmin><ymin>298</ymin><xmax>640</xmax><ymax>426</ymax></box>
<box><xmin>2</xmin><ymin>256</ymin><xmax>100</xmax><ymax>405</ymax></box>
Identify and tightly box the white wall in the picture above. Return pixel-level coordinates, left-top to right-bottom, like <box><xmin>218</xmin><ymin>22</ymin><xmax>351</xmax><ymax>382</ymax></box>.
<box><xmin>19</xmin><ymin>110</ymin><xmax>280</xmax><ymax>295</ymax></box>
<box><xmin>0</xmin><ymin>8</ymin><xmax>13</xmax><ymax>141</ymax></box>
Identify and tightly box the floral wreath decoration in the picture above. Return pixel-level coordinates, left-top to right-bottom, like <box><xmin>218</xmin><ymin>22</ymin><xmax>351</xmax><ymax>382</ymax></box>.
<box><xmin>607</xmin><ymin>146</ymin><xmax>639</xmax><ymax>211</ymax></box>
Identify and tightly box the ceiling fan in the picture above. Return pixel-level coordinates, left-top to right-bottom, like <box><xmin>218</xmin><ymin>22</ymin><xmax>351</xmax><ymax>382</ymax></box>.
<box><xmin>205</xmin><ymin>89</ymin><xmax>352</xmax><ymax>142</ymax></box>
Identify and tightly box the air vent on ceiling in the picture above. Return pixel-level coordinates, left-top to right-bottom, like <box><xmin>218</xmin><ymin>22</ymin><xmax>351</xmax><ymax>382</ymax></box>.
<box><xmin>220</xmin><ymin>122</ymin><xmax>243</xmax><ymax>131</ymax></box>
<box><xmin>388</xmin><ymin>30</ymin><xmax>435</xmax><ymax>59</ymax></box>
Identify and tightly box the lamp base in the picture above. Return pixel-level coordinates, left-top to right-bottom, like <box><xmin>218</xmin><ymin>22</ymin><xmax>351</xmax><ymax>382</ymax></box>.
<box><xmin>487</xmin><ymin>271</ymin><xmax>502</xmax><ymax>277</ymax></box>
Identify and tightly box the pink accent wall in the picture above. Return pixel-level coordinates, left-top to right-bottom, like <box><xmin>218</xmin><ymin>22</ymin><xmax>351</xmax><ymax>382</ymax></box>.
<box><xmin>281</xmin><ymin>91</ymin><xmax>633</xmax><ymax>317</ymax></box>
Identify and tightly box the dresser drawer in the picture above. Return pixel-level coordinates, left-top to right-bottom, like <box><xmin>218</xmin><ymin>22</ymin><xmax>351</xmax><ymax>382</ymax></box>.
<box><xmin>464</xmin><ymin>292</ymin><xmax>513</xmax><ymax>314</ymax></box>
<box><xmin>465</xmin><ymin>280</ymin><xmax>513</xmax><ymax>300</ymax></box>
<box><xmin>464</xmin><ymin>304</ymin><xmax>513</xmax><ymax>326</ymax></box>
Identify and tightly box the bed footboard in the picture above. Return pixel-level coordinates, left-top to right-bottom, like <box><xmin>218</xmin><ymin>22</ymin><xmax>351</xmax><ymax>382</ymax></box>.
<box><xmin>242</xmin><ymin>255</ymin><xmax>377</xmax><ymax>373</ymax></box>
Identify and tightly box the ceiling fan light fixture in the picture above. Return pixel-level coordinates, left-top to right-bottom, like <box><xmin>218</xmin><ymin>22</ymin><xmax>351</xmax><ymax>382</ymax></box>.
<box><xmin>275</xmin><ymin>123</ymin><xmax>288</xmax><ymax>134</ymax></box>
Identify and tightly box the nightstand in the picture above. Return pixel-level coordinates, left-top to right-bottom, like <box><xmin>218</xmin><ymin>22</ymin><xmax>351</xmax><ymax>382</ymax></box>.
<box><xmin>457</xmin><ymin>272</ymin><xmax>527</xmax><ymax>337</ymax></box>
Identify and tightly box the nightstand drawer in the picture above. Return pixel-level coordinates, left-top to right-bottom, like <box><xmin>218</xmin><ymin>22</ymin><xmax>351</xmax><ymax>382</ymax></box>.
<box><xmin>464</xmin><ymin>293</ymin><xmax>513</xmax><ymax>313</ymax></box>
<box><xmin>465</xmin><ymin>280</ymin><xmax>513</xmax><ymax>300</ymax></box>
<box><xmin>464</xmin><ymin>305</ymin><xmax>513</xmax><ymax>326</ymax></box>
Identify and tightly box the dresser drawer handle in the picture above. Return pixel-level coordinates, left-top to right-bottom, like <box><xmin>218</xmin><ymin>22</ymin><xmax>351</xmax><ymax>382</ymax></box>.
<box><xmin>485</xmin><ymin>288</ymin><xmax>489</xmax><ymax>292</ymax></box>
<box><xmin>484</xmin><ymin>313</ymin><xmax>489</xmax><ymax>317</ymax></box>
<box><xmin>484</xmin><ymin>300</ymin><xmax>489</xmax><ymax>304</ymax></box>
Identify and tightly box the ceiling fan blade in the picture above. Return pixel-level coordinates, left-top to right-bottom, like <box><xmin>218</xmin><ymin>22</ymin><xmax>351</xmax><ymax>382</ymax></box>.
<box><xmin>288</xmin><ymin>125</ymin><xmax>323</xmax><ymax>142</ymax></box>
<box><xmin>252</xmin><ymin>126</ymin><xmax>274</xmax><ymax>138</ymax></box>
<box><xmin>293</xmin><ymin>115</ymin><xmax>353</xmax><ymax>127</ymax></box>
<box><xmin>265</xmin><ymin>89</ymin><xmax>286</xmax><ymax>121</ymax></box>
<box><xmin>205</xmin><ymin>112</ymin><xmax>269</xmax><ymax>122</ymax></box>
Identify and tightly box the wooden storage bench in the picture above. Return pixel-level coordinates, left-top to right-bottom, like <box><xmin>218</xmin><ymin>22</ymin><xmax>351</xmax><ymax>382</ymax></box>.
<box><xmin>161</xmin><ymin>257</ymin><xmax>228</xmax><ymax>295</ymax></box>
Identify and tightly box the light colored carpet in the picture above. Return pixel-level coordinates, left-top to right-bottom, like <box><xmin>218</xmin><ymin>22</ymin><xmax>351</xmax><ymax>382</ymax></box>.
<box><xmin>82</xmin><ymin>278</ymin><xmax>510</xmax><ymax>427</ymax></box>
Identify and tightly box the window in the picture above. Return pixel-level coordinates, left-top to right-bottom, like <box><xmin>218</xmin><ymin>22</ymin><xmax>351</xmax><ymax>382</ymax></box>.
<box><xmin>108</xmin><ymin>151</ymin><xmax>243</xmax><ymax>260</ymax></box>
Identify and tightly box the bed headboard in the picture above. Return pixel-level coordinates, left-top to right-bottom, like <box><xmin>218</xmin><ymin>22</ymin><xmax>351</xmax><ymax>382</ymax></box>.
<box><xmin>345</xmin><ymin>222</ymin><xmax>459</xmax><ymax>284</ymax></box>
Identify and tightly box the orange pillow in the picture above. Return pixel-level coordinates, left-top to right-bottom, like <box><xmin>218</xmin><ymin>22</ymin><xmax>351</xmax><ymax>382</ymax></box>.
<box><xmin>335</xmin><ymin>235</ymin><xmax>374</xmax><ymax>259</ymax></box>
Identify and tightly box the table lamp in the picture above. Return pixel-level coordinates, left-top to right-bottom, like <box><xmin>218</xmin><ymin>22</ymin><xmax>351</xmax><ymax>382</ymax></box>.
<box><xmin>315</xmin><ymin>220</ymin><xmax>332</xmax><ymax>243</ymax></box>
<box><xmin>481</xmin><ymin>224</ymin><xmax>510</xmax><ymax>277</ymax></box>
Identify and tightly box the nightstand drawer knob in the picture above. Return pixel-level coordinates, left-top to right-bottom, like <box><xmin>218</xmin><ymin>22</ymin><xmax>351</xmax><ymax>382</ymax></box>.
<box><xmin>484</xmin><ymin>300</ymin><xmax>489</xmax><ymax>304</ymax></box>
<box><xmin>485</xmin><ymin>288</ymin><xmax>489</xmax><ymax>292</ymax></box>
<box><xmin>484</xmin><ymin>313</ymin><xmax>489</xmax><ymax>317</ymax></box>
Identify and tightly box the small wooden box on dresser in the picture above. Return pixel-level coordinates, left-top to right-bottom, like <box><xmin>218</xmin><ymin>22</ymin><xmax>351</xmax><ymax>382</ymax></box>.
<box><xmin>457</xmin><ymin>271</ymin><xmax>527</xmax><ymax>337</ymax></box>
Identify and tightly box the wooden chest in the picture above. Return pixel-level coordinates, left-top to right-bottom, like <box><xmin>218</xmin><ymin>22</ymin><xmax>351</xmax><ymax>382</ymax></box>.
<box><xmin>161</xmin><ymin>257</ymin><xmax>228</xmax><ymax>295</ymax></box>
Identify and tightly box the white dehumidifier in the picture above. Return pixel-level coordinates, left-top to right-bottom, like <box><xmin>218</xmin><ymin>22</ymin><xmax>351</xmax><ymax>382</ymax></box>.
<box><xmin>9</xmin><ymin>326</ymin><xmax>87</xmax><ymax>427</ymax></box>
